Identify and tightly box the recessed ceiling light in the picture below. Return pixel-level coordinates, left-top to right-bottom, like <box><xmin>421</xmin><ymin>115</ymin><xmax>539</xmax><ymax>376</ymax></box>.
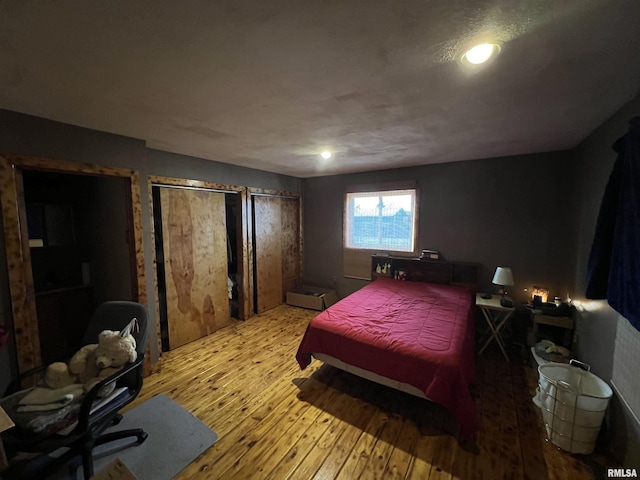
<box><xmin>320</xmin><ymin>151</ymin><xmax>332</xmax><ymax>159</ymax></box>
<box><xmin>462</xmin><ymin>43</ymin><xmax>501</xmax><ymax>65</ymax></box>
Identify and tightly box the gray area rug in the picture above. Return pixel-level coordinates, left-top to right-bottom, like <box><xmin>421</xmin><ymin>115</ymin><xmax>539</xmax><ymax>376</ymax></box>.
<box><xmin>54</xmin><ymin>394</ymin><xmax>218</xmax><ymax>479</ymax></box>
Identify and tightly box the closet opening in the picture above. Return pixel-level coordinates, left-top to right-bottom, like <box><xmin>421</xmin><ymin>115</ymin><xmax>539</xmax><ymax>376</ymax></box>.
<box><xmin>151</xmin><ymin>184</ymin><xmax>244</xmax><ymax>352</ymax></box>
<box><xmin>23</xmin><ymin>170</ymin><xmax>136</xmax><ymax>364</ymax></box>
<box><xmin>0</xmin><ymin>154</ymin><xmax>144</xmax><ymax>378</ymax></box>
<box><xmin>226</xmin><ymin>192</ymin><xmax>240</xmax><ymax>319</ymax></box>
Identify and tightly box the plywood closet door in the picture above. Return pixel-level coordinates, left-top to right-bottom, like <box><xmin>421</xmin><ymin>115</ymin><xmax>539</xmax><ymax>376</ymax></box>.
<box><xmin>281</xmin><ymin>197</ymin><xmax>300</xmax><ymax>298</ymax></box>
<box><xmin>160</xmin><ymin>187</ymin><xmax>230</xmax><ymax>349</ymax></box>
<box><xmin>254</xmin><ymin>196</ymin><xmax>283</xmax><ymax>313</ymax></box>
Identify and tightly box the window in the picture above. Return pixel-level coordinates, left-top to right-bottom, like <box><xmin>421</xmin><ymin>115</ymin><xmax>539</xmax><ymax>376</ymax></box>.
<box><xmin>344</xmin><ymin>188</ymin><xmax>417</xmax><ymax>253</ymax></box>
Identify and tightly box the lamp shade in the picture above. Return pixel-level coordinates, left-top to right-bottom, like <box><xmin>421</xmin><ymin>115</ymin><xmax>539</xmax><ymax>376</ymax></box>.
<box><xmin>492</xmin><ymin>267</ymin><xmax>514</xmax><ymax>286</ymax></box>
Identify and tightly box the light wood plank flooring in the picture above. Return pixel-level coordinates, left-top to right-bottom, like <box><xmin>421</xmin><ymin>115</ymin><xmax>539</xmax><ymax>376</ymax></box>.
<box><xmin>129</xmin><ymin>304</ymin><xmax>611</xmax><ymax>479</ymax></box>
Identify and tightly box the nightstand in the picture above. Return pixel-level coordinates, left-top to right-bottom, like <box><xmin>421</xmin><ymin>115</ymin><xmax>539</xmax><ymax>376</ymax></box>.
<box><xmin>528</xmin><ymin>310</ymin><xmax>574</xmax><ymax>349</ymax></box>
<box><xmin>476</xmin><ymin>293</ymin><xmax>516</xmax><ymax>361</ymax></box>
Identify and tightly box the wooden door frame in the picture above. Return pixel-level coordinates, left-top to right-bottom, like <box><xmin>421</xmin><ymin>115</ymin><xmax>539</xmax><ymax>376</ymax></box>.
<box><xmin>0</xmin><ymin>154</ymin><xmax>146</xmax><ymax>374</ymax></box>
<box><xmin>148</xmin><ymin>177</ymin><xmax>249</xmax><ymax>356</ymax></box>
<box><xmin>247</xmin><ymin>187</ymin><xmax>302</xmax><ymax>315</ymax></box>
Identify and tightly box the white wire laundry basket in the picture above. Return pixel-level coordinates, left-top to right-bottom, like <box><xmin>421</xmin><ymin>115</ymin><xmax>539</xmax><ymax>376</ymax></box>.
<box><xmin>533</xmin><ymin>359</ymin><xmax>612</xmax><ymax>455</ymax></box>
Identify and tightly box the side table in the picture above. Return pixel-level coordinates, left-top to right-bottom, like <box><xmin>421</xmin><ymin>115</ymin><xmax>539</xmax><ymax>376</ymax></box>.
<box><xmin>476</xmin><ymin>294</ymin><xmax>516</xmax><ymax>362</ymax></box>
<box><xmin>528</xmin><ymin>310</ymin><xmax>574</xmax><ymax>349</ymax></box>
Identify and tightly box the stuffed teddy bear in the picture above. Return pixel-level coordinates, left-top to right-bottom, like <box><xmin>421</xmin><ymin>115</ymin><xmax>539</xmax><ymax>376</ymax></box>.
<box><xmin>45</xmin><ymin>325</ymin><xmax>137</xmax><ymax>397</ymax></box>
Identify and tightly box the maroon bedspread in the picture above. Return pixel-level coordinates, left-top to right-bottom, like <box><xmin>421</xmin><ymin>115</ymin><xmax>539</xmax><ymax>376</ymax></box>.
<box><xmin>295</xmin><ymin>277</ymin><xmax>478</xmax><ymax>435</ymax></box>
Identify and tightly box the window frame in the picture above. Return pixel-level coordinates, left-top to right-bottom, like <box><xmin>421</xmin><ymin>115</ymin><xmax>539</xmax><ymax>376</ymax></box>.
<box><xmin>344</xmin><ymin>188</ymin><xmax>418</xmax><ymax>253</ymax></box>
<box><xmin>342</xmin><ymin>181</ymin><xmax>419</xmax><ymax>280</ymax></box>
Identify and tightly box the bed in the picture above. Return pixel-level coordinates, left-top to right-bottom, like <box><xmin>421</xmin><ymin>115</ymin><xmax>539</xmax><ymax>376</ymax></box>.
<box><xmin>295</xmin><ymin>263</ymin><xmax>479</xmax><ymax>436</ymax></box>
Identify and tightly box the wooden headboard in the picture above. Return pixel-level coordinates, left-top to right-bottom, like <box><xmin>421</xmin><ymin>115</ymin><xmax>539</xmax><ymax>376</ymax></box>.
<box><xmin>371</xmin><ymin>255</ymin><xmax>480</xmax><ymax>292</ymax></box>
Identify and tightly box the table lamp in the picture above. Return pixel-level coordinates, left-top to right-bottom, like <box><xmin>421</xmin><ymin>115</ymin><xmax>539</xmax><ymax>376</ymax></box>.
<box><xmin>492</xmin><ymin>267</ymin><xmax>514</xmax><ymax>307</ymax></box>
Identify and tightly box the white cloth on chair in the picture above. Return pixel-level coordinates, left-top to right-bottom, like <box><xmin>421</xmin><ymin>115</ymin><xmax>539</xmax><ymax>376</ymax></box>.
<box><xmin>17</xmin><ymin>384</ymin><xmax>84</xmax><ymax>412</ymax></box>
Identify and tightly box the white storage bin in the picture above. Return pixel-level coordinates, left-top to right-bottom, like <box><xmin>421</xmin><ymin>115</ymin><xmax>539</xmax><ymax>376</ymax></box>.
<box><xmin>534</xmin><ymin>361</ymin><xmax>612</xmax><ymax>455</ymax></box>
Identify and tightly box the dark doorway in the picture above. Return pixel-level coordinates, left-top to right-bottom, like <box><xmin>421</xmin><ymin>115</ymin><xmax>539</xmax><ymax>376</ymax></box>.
<box><xmin>23</xmin><ymin>170</ymin><xmax>135</xmax><ymax>364</ymax></box>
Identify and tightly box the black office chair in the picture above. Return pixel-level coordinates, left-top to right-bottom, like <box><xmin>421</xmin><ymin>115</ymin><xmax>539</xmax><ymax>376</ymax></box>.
<box><xmin>1</xmin><ymin>301</ymin><xmax>149</xmax><ymax>480</ymax></box>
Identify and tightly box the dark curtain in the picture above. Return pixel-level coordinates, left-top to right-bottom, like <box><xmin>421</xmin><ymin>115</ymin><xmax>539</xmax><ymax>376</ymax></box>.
<box><xmin>586</xmin><ymin>116</ymin><xmax>640</xmax><ymax>330</ymax></box>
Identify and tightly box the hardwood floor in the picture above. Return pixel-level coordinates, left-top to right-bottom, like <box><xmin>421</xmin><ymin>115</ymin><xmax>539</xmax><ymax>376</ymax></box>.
<box><xmin>130</xmin><ymin>304</ymin><xmax>611</xmax><ymax>479</ymax></box>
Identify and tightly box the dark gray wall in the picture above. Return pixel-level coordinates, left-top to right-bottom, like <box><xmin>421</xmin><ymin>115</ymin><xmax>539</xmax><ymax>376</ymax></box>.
<box><xmin>0</xmin><ymin>109</ymin><xmax>301</xmax><ymax>393</ymax></box>
<box><xmin>569</xmin><ymin>93</ymin><xmax>640</xmax><ymax>466</ymax></box>
<box><xmin>303</xmin><ymin>151</ymin><xmax>574</xmax><ymax>302</ymax></box>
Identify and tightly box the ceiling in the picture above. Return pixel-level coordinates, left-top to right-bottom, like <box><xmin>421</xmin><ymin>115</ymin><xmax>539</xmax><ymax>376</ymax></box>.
<box><xmin>1</xmin><ymin>1</ymin><xmax>639</xmax><ymax>178</ymax></box>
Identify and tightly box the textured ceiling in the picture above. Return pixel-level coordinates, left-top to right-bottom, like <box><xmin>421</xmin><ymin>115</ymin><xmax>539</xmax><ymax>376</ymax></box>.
<box><xmin>1</xmin><ymin>1</ymin><xmax>639</xmax><ymax>178</ymax></box>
